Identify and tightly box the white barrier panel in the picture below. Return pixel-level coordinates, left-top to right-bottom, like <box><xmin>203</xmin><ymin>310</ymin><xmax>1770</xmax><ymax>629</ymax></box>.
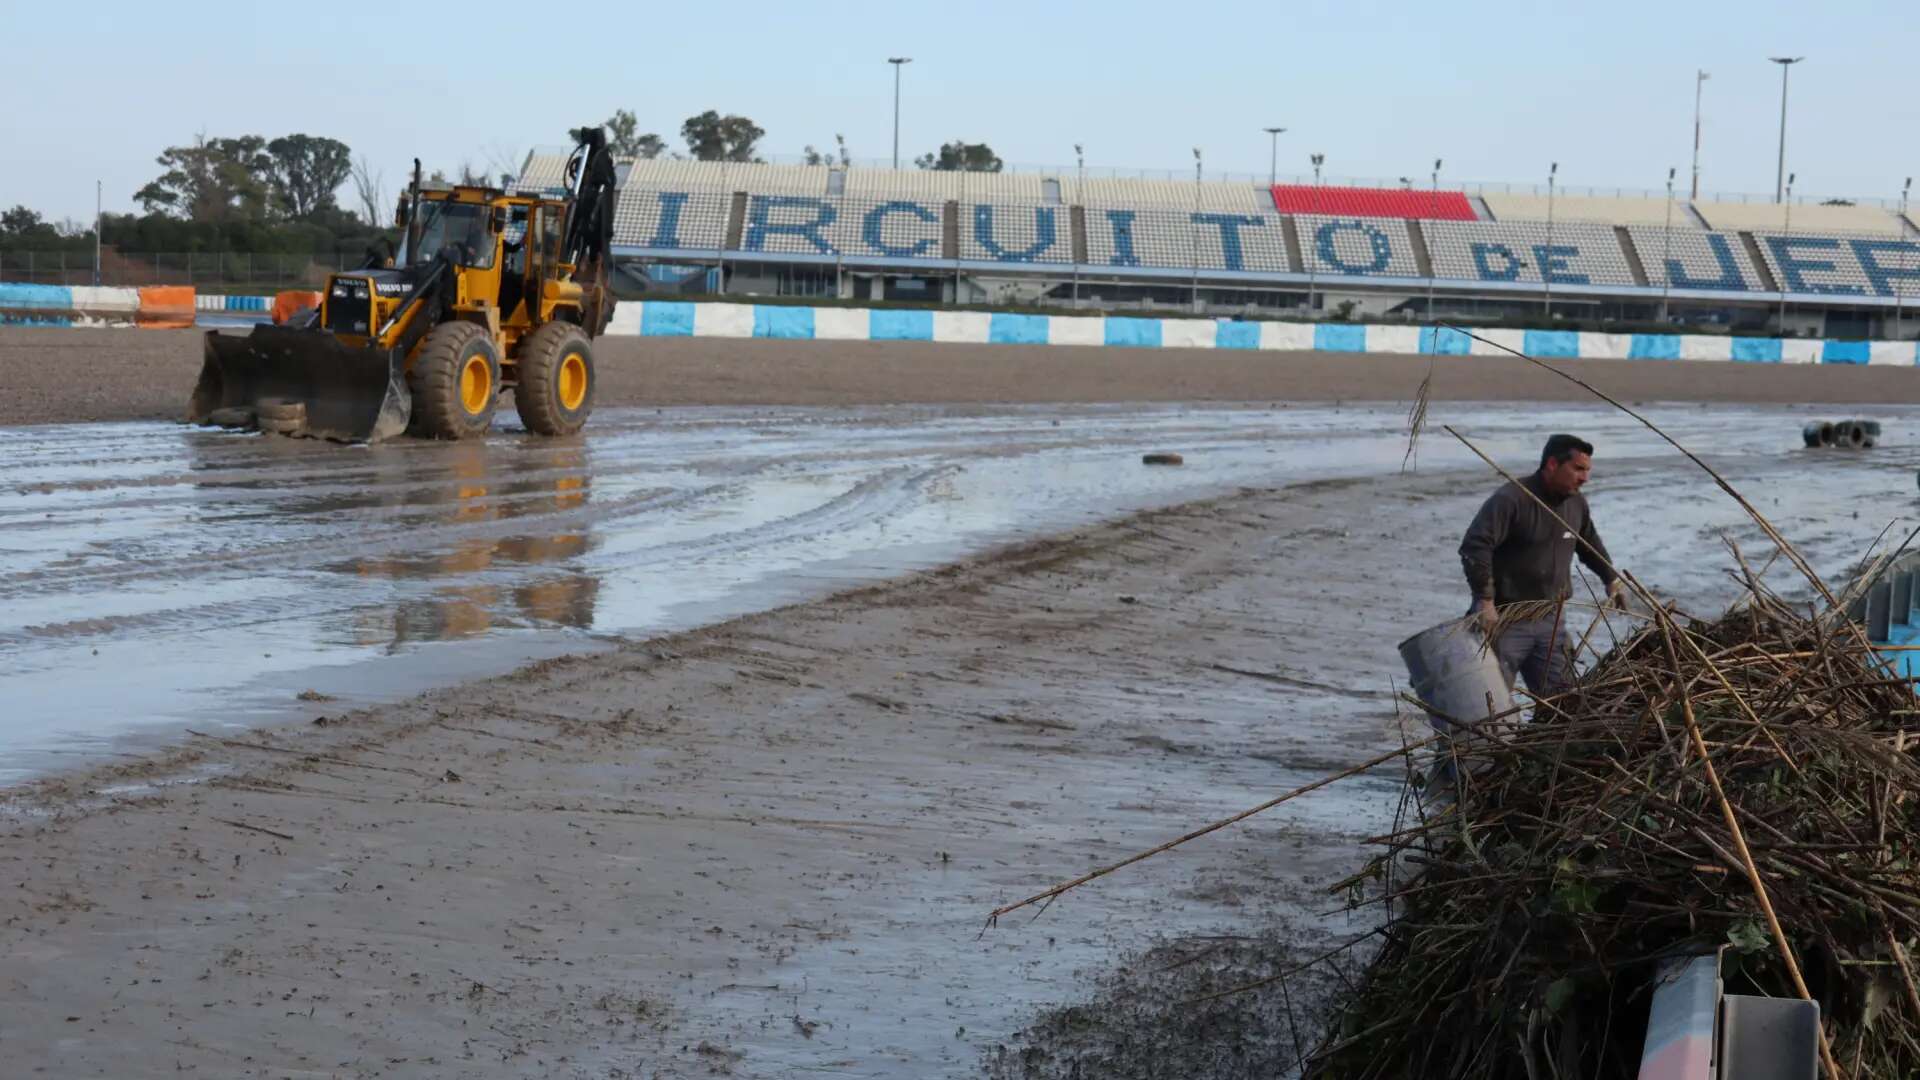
<box><xmin>1259</xmin><ymin>322</ymin><xmax>1315</xmax><ymax>351</ymax></box>
<box><xmin>694</xmin><ymin>303</ymin><xmax>755</xmax><ymax>338</ymax></box>
<box><xmin>1780</xmin><ymin>340</ymin><xmax>1822</xmax><ymax>366</ymax></box>
<box><xmin>1368</xmin><ymin>326</ymin><xmax>1420</xmax><ymax>355</ymax></box>
<box><xmin>1679</xmin><ymin>335</ymin><xmax>1728</xmax><ymax>361</ymax></box>
<box><xmin>1869</xmin><ymin>342</ymin><xmax>1914</xmax><ymax>367</ymax></box>
<box><xmin>1470</xmin><ymin>329</ymin><xmax>1527</xmax><ymax>357</ymax></box>
<box><xmin>933</xmin><ymin>311</ymin><xmax>991</xmax><ymax>344</ymax></box>
<box><xmin>1049</xmin><ymin>316</ymin><xmax>1104</xmax><ymax>347</ymax></box>
<box><xmin>1580</xmin><ymin>333</ymin><xmax>1631</xmax><ymax>360</ymax></box>
<box><xmin>603</xmin><ymin>303</ymin><xmax>642</xmax><ymax>336</ymax></box>
<box><xmin>812</xmin><ymin>308</ymin><xmax>868</xmax><ymax>341</ymax></box>
<box><xmin>1160</xmin><ymin>319</ymin><xmax>1215</xmax><ymax>349</ymax></box>
<box><xmin>72</xmin><ymin>286</ymin><xmax>141</xmax><ymax>314</ymax></box>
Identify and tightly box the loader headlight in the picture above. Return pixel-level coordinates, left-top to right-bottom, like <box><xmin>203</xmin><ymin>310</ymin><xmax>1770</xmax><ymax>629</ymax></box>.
<box><xmin>331</xmin><ymin>285</ymin><xmax>349</xmax><ymax>298</ymax></box>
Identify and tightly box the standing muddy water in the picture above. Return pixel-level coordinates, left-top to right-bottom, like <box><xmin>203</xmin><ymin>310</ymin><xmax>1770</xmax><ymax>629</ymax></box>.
<box><xmin>2</xmin><ymin>401</ymin><xmax>1915</xmax><ymax>1077</ymax></box>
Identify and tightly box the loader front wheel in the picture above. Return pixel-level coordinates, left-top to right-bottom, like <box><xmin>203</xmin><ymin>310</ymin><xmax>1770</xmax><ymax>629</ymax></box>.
<box><xmin>514</xmin><ymin>323</ymin><xmax>595</xmax><ymax>437</ymax></box>
<box><xmin>409</xmin><ymin>322</ymin><xmax>500</xmax><ymax>440</ymax></box>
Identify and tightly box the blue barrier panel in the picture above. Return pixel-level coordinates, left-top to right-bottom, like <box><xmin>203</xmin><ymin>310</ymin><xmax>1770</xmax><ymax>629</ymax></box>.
<box><xmin>1103</xmin><ymin>317</ymin><xmax>1162</xmax><ymax>347</ymax></box>
<box><xmin>1420</xmin><ymin>326</ymin><xmax>1472</xmax><ymax>355</ymax></box>
<box><xmin>641</xmin><ymin>301</ymin><xmax>696</xmax><ymax>336</ymax></box>
<box><xmin>988</xmin><ymin>313</ymin><xmax>1049</xmax><ymax>345</ymax></box>
<box><xmin>1523</xmin><ymin>329</ymin><xmax>1580</xmax><ymax>358</ymax></box>
<box><xmin>231</xmin><ymin>295</ymin><xmax>268</xmax><ymax>311</ymax></box>
<box><xmin>1215</xmin><ymin>321</ymin><xmax>1260</xmax><ymax>350</ymax></box>
<box><xmin>870</xmin><ymin>309</ymin><xmax>934</xmax><ymax>341</ymax></box>
<box><xmin>1821</xmin><ymin>339</ymin><xmax>1871</xmax><ymax>365</ymax></box>
<box><xmin>753</xmin><ymin>306</ymin><xmax>816</xmax><ymax>340</ymax></box>
<box><xmin>1627</xmin><ymin>334</ymin><xmax>1682</xmax><ymax>360</ymax></box>
<box><xmin>0</xmin><ymin>312</ymin><xmax>72</xmax><ymax>326</ymax></box>
<box><xmin>0</xmin><ymin>283</ymin><xmax>72</xmax><ymax>311</ymax></box>
<box><xmin>1314</xmin><ymin>324</ymin><xmax>1367</xmax><ymax>352</ymax></box>
<box><xmin>1730</xmin><ymin>338</ymin><xmax>1782</xmax><ymax>364</ymax></box>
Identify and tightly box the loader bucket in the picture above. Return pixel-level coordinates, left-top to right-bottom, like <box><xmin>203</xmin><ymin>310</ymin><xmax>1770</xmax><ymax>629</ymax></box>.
<box><xmin>189</xmin><ymin>326</ymin><xmax>411</xmax><ymax>443</ymax></box>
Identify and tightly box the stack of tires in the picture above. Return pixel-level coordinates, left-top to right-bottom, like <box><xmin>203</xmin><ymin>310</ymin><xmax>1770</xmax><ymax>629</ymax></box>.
<box><xmin>1802</xmin><ymin>419</ymin><xmax>1882</xmax><ymax>449</ymax></box>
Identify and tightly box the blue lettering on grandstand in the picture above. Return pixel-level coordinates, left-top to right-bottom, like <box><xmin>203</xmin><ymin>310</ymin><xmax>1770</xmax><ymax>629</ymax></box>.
<box><xmin>1193</xmin><ymin>213</ymin><xmax>1264</xmax><ymax>273</ymax></box>
<box><xmin>974</xmin><ymin>206</ymin><xmax>1057</xmax><ymax>262</ymax></box>
<box><xmin>744</xmin><ymin>196</ymin><xmax>837</xmax><ymax>254</ymax></box>
<box><xmin>1105</xmin><ymin>210</ymin><xmax>1140</xmax><ymax>267</ymax></box>
<box><xmin>863</xmin><ymin>201</ymin><xmax>940</xmax><ymax>258</ymax></box>
<box><xmin>1765</xmin><ymin>236</ymin><xmax>1865</xmax><ymax>296</ymax></box>
<box><xmin>1315</xmin><ymin>221</ymin><xmax>1392</xmax><ymax>274</ymax></box>
<box><xmin>1532</xmin><ymin>245</ymin><xmax>1589</xmax><ymax>286</ymax></box>
<box><xmin>1847</xmin><ymin>239</ymin><xmax>1920</xmax><ymax>298</ymax></box>
<box><xmin>649</xmin><ymin>192</ymin><xmax>688</xmax><ymax>248</ymax></box>
<box><xmin>1668</xmin><ymin>234</ymin><xmax>1747</xmax><ymax>290</ymax></box>
<box><xmin>1472</xmin><ymin>243</ymin><xmax>1523</xmax><ymax>281</ymax></box>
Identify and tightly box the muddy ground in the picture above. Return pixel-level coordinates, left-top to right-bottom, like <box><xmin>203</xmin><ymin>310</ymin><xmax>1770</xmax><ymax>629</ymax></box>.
<box><xmin>4</xmin><ymin>325</ymin><xmax>1919</xmax><ymax>426</ymax></box>
<box><xmin>4</xmin><ymin>432</ymin><xmax>1901</xmax><ymax>1076</ymax></box>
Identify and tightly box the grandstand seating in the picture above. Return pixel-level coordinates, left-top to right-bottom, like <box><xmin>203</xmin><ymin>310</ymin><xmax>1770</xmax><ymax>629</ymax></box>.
<box><xmin>827</xmin><ymin>198</ymin><xmax>946</xmax><ymax>259</ymax></box>
<box><xmin>960</xmin><ymin>203</ymin><xmax>1072</xmax><ymax>263</ymax></box>
<box><xmin>1624</xmin><ymin>226</ymin><xmax>1763</xmax><ymax>291</ymax></box>
<box><xmin>1484</xmin><ymin>193</ymin><xmax>1679</xmax><ymax>227</ymax></box>
<box><xmin>1294</xmin><ymin>215</ymin><xmax>1421</xmax><ymax>277</ymax></box>
<box><xmin>1273</xmin><ymin>185</ymin><xmax>1476</xmax><ymax>221</ymax></box>
<box><xmin>1694</xmin><ymin>201</ymin><xmax>1907</xmax><ymax>235</ymax></box>
<box><xmin>516</xmin><ymin>153</ymin><xmax>569</xmax><ymax>192</ymax></box>
<box><xmin>1082</xmin><ymin>178</ymin><xmax>1268</xmax><ymax>213</ymax></box>
<box><xmin>1750</xmin><ymin>232</ymin><xmax>1920</xmax><ymax>297</ymax></box>
<box><xmin>844</xmin><ymin>169</ymin><xmax>1049</xmax><ymax>203</ymax></box>
<box><xmin>1425</xmin><ymin>220</ymin><xmax>1635</xmax><ymax>285</ymax></box>
<box><xmin>1083</xmin><ymin>208</ymin><xmax>1291</xmax><ymax>273</ymax></box>
<box><xmin>613</xmin><ymin>189</ymin><xmax>732</xmax><ymax>251</ymax></box>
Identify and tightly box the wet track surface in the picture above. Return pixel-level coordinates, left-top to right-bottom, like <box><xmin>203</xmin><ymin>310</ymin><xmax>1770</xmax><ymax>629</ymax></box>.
<box><xmin>3</xmin><ymin>402</ymin><xmax>1916</xmax><ymax>784</ymax></box>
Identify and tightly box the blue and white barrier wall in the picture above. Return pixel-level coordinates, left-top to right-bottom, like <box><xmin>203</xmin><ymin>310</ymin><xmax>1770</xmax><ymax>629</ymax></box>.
<box><xmin>604</xmin><ymin>301</ymin><xmax>1920</xmax><ymax>365</ymax></box>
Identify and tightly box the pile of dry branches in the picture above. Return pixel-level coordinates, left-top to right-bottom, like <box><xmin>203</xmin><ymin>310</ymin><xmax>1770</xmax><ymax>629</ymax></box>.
<box><xmin>1306</xmin><ymin>582</ymin><xmax>1920</xmax><ymax>1079</ymax></box>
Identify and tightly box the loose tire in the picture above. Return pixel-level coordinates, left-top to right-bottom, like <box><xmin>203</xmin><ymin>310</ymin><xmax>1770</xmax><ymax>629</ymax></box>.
<box><xmin>408</xmin><ymin>322</ymin><xmax>500</xmax><ymax>440</ymax></box>
<box><xmin>514</xmin><ymin>322</ymin><xmax>595</xmax><ymax>436</ymax></box>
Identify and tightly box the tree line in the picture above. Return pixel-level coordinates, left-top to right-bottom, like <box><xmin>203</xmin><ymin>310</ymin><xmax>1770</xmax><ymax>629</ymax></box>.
<box><xmin>1</xmin><ymin>113</ymin><xmax>1005</xmax><ymax>256</ymax></box>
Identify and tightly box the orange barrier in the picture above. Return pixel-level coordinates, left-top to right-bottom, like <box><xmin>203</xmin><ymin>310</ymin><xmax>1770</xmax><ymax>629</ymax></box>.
<box><xmin>136</xmin><ymin>285</ymin><xmax>195</xmax><ymax>328</ymax></box>
<box><xmin>272</xmin><ymin>290</ymin><xmax>323</xmax><ymax>325</ymax></box>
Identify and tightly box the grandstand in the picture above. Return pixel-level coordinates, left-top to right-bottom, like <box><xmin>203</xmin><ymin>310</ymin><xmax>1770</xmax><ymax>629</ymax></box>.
<box><xmin>519</xmin><ymin>153</ymin><xmax>1920</xmax><ymax>336</ymax></box>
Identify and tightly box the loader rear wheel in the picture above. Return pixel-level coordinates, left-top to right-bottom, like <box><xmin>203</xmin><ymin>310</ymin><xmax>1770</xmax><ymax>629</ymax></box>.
<box><xmin>409</xmin><ymin>322</ymin><xmax>500</xmax><ymax>440</ymax></box>
<box><xmin>514</xmin><ymin>323</ymin><xmax>595</xmax><ymax>437</ymax></box>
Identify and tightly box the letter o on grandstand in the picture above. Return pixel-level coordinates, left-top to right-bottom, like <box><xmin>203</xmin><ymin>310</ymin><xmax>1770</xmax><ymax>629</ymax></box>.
<box><xmin>1316</xmin><ymin>220</ymin><xmax>1393</xmax><ymax>274</ymax></box>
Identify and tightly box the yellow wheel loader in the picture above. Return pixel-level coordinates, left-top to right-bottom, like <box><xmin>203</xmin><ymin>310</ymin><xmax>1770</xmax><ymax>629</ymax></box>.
<box><xmin>189</xmin><ymin>126</ymin><xmax>619</xmax><ymax>442</ymax></box>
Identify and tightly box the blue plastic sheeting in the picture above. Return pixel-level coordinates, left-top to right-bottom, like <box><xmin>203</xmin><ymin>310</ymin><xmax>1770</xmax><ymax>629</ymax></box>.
<box><xmin>1103</xmin><ymin>317</ymin><xmax>1162</xmax><ymax>348</ymax></box>
<box><xmin>988</xmin><ymin>313</ymin><xmax>1048</xmax><ymax>345</ymax></box>
<box><xmin>641</xmin><ymin>301</ymin><xmax>696</xmax><ymax>336</ymax></box>
<box><xmin>1821</xmin><ymin>339</ymin><xmax>1871</xmax><ymax>365</ymax></box>
<box><xmin>753</xmin><ymin>306</ymin><xmax>816</xmax><ymax>339</ymax></box>
<box><xmin>1523</xmin><ymin>329</ymin><xmax>1580</xmax><ymax>359</ymax></box>
<box><xmin>1628</xmin><ymin>334</ymin><xmax>1682</xmax><ymax>360</ymax></box>
<box><xmin>0</xmin><ymin>283</ymin><xmax>72</xmax><ymax>311</ymax></box>
<box><xmin>1215</xmin><ymin>321</ymin><xmax>1261</xmax><ymax>350</ymax></box>
<box><xmin>869</xmin><ymin>309</ymin><xmax>934</xmax><ymax>341</ymax></box>
<box><xmin>1877</xmin><ymin>621</ymin><xmax>1920</xmax><ymax>693</ymax></box>
<box><xmin>1314</xmin><ymin>324</ymin><xmax>1367</xmax><ymax>353</ymax></box>
<box><xmin>1420</xmin><ymin>326</ymin><xmax>1473</xmax><ymax>355</ymax></box>
<box><xmin>1730</xmin><ymin>338</ymin><xmax>1782</xmax><ymax>363</ymax></box>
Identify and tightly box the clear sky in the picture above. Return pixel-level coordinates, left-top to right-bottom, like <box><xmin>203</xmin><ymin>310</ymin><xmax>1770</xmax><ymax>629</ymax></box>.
<box><xmin>6</xmin><ymin>0</ymin><xmax>1918</xmax><ymax>223</ymax></box>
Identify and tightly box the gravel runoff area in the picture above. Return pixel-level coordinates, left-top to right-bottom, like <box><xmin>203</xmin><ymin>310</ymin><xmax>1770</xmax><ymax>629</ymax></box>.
<box><xmin>3</xmin><ymin>324</ymin><xmax>1920</xmax><ymax>427</ymax></box>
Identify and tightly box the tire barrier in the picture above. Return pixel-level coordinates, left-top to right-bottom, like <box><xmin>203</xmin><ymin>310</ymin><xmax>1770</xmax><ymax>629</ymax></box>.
<box><xmin>1805</xmin><ymin>418</ymin><xmax>1881</xmax><ymax>450</ymax></box>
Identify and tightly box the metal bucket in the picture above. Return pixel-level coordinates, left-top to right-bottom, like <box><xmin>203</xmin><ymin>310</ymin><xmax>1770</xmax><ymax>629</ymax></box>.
<box><xmin>1398</xmin><ymin>617</ymin><xmax>1514</xmax><ymax>734</ymax></box>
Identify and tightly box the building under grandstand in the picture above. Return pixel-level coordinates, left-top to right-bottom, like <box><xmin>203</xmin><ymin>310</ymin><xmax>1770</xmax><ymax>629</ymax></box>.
<box><xmin>516</xmin><ymin>154</ymin><xmax>1920</xmax><ymax>339</ymax></box>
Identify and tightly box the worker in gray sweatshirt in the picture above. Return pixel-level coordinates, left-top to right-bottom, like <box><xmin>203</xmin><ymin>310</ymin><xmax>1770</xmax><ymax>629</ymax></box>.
<box><xmin>1458</xmin><ymin>433</ymin><xmax>1628</xmax><ymax>702</ymax></box>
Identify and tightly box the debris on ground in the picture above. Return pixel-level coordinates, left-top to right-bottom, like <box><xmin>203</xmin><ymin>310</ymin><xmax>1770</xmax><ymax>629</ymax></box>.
<box><xmin>1304</xmin><ymin>580</ymin><xmax>1920</xmax><ymax>1079</ymax></box>
<box><xmin>1141</xmin><ymin>452</ymin><xmax>1185</xmax><ymax>466</ymax></box>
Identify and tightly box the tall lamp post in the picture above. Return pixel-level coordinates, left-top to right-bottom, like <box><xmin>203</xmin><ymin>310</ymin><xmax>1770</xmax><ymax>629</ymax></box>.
<box><xmin>1899</xmin><ymin>177</ymin><xmax>1913</xmax><ymax>337</ymax></box>
<box><xmin>1072</xmin><ymin>142</ymin><xmax>1085</xmax><ymax>307</ymax></box>
<box><xmin>1307</xmin><ymin>152</ymin><xmax>1324</xmax><ymax>316</ymax></box>
<box><xmin>1427</xmin><ymin>158</ymin><xmax>1442</xmax><ymax>319</ymax></box>
<box><xmin>1778</xmin><ymin>172</ymin><xmax>1796</xmax><ymax>333</ymax></box>
<box><xmin>1690</xmin><ymin>70</ymin><xmax>1710</xmax><ymax>201</ymax></box>
<box><xmin>1769</xmin><ymin>57</ymin><xmax>1803</xmax><ymax>204</ymax></box>
<box><xmin>1191</xmin><ymin>147</ymin><xmax>1202</xmax><ymax>311</ymax></box>
<box><xmin>1263</xmin><ymin>126</ymin><xmax>1286</xmax><ymax>187</ymax></box>
<box><xmin>887</xmin><ymin>57</ymin><xmax>912</xmax><ymax>170</ymax></box>
<box><xmin>93</xmin><ymin>179</ymin><xmax>102</xmax><ymax>287</ymax></box>
<box><xmin>1543</xmin><ymin>162</ymin><xmax>1558</xmax><ymax>320</ymax></box>
<box><xmin>1660</xmin><ymin>166</ymin><xmax>1677</xmax><ymax>324</ymax></box>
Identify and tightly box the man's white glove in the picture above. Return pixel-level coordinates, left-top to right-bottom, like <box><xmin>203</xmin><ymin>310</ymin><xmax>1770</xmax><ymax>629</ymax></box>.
<box><xmin>1606</xmin><ymin>578</ymin><xmax>1631</xmax><ymax>611</ymax></box>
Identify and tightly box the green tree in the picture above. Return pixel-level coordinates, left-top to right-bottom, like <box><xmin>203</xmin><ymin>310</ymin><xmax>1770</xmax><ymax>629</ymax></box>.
<box><xmin>803</xmin><ymin>134</ymin><xmax>850</xmax><ymax>167</ymax></box>
<box><xmin>605</xmin><ymin>109</ymin><xmax>666</xmax><ymax>160</ymax></box>
<box><xmin>265</xmin><ymin>134</ymin><xmax>353</xmax><ymax>220</ymax></box>
<box><xmin>680</xmin><ymin>111</ymin><xmax>764</xmax><ymax>162</ymax></box>
<box><xmin>135</xmin><ymin>134</ymin><xmax>275</xmax><ymax>221</ymax></box>
<box><xmin>915</xmin><ymin>141</ymin><xmax>1003</xmax><ymax>172</ymax></box>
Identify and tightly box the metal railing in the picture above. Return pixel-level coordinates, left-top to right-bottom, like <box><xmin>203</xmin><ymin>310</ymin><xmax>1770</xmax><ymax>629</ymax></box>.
<box><xmin>0</xmin><ymin>250</ymin><xmax>361</xmax><ymax>291</ymax></box>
